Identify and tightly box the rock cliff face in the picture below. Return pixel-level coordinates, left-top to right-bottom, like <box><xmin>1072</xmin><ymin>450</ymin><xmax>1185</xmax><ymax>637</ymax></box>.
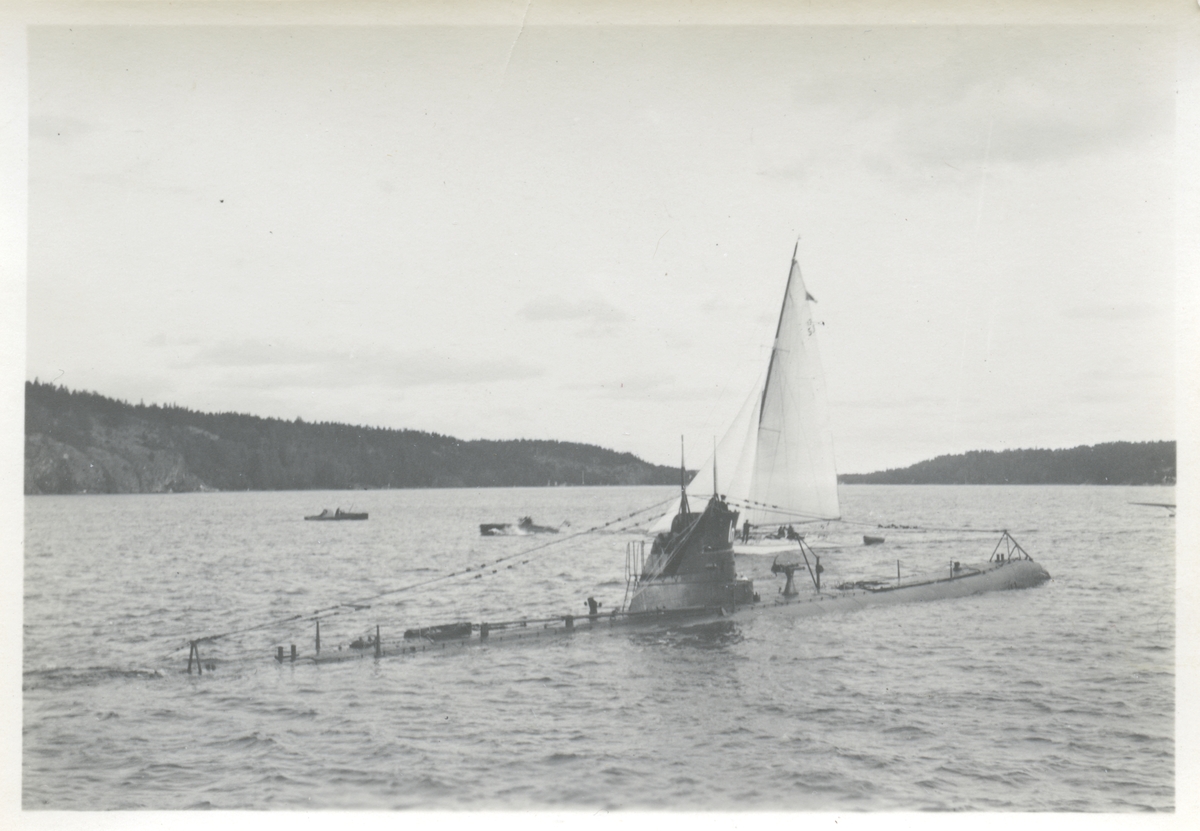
<box><xmin>25</xmin><ymin>428</ymin><xmax>211</xmax><ymax>495</ymax></box>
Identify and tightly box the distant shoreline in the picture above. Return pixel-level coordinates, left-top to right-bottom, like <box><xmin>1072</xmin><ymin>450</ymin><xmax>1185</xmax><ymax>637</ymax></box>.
<box><xmin>25</xmin><ymin>382</ymin><xmax>1173</xmax><ymax>493</ymax></box>
<box><xmin>838</xmin><ymin>441</ymin><xmax>1174</xmax><ymax>486</ymax></box>
<box><xmin>24</xmin><ymin>381</ymin><xmax>680</xmax><ymax>495</ymax></box>
<box><xmin>22</xmin><ymin>480</ymin><xmax>1178</xmax><ymax>498</ymax></box>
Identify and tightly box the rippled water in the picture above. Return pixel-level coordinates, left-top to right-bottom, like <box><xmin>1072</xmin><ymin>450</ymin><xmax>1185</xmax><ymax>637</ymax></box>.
<box><xmin>23</xmin><ymin>485</ymin><xmax>1174</xmax><ymax>810</ymax></box>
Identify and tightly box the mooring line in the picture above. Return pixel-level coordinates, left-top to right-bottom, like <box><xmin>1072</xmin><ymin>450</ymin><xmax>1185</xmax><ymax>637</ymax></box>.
<box><xmin>724</xmin><ymin>496</ymin><xmax>1014</xmax><ymax>536</ymax></box>
<box><xmin>304</xmin><ymin>508</ymin><xmax>676</xmax><ymax>637</ymax></box>
<box><xmin>724</xmin><ymin>500</ymin><xmax>1008</xmax><ymax>536</ymax></box>
<box><xmin>176</xmin><ymin>494</ymin><xmax>678</xmax><ymax>651</ymax></box>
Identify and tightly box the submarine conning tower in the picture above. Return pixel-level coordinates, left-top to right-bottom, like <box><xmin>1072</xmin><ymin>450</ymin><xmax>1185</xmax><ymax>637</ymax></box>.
<box><xmin>627</xmin><ymin>495</ymin><xmax>756</xmax><ymax>613</ymax></box>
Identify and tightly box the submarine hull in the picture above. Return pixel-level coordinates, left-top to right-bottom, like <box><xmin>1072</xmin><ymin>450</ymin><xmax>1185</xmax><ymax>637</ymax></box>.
<box><xmin>294</xmin><ymin>558</ymin><xmax>1049</xmax><ymax>665</ymax></box>
<box><xmin>771</xmin><ymin>558</ymin><xmax>1050</xmax><ymax>618</ymax></box>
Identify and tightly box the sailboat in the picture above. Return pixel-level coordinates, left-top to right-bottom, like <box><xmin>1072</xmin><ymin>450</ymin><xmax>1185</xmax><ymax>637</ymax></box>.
<box><xmin>649</xmin><ymin>239</ymin><xmax>839</xmax><ymax>540</ymax></box>
<box><xmin>625</xmin><ymin>241</ymin><xmax>1049</xmax><ymax>616</ymax></box>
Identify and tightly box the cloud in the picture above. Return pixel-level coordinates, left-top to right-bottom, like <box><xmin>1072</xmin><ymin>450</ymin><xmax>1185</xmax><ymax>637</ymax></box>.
<box><xmin>582</xmin><ymin>374</ymin><xmax>674</xmax><ymax>396</ymax></box>
<box><xmin>897</xmin><ymin>68</ymin><xmax>1171</xmax><ymax>168</ymax></box>
<box><xmin>519</xmin><ymin>295</ymin><xmax>629</xmax><ymax>325</ymax></box>
<box><xmin>145</xmin><ymin>332</ymin><xmax>202</xmax><ymax>348</ymax></box>
<box><xmin>29</xmin><ymin>114</ymin><xmax>92</xmax><ymax>141</ymax></box>
<box><xmin>787</xmin><ymin>28</ymin><xmax>1172</xmax><ymax>171</ymax></box>
<box><xmin>187</xmin><ymin>341</ymin><xmax>327</xmax><ymax>367</ymax></box>
<box><xmin>183</xmin><ymin>340</ymin><xmax>543</xmax><ymax>389</ymax></box>
<box><xmin>1059</xmin><ymin>303</ymin><xmax>1166</xmax><ymax>321</ymax></box>
<box><xmin>755</xmin><ymin>161</ymin><xmax>808</xmax><ymax>183</ymax></box>
<box><xmin>831</xmin><ymin>393</ymin><xmax>952</xmax><ymax>410</ymax></box>
<box><xmin>573</xmin><ymin>374</ymin><xmax>736</xmax><ymax>403</ymax></box>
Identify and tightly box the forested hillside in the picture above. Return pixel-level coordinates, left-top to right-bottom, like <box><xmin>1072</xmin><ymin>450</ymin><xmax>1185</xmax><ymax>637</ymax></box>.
<box><xmin>839</xmin><ymin>442</ymin><xmax>1175</xmax><ymax>485</ymax></box>
<box><xmin>24</xmin><ymin>381</ymin><xmax>680</xmax><ymax>494</ymax></box>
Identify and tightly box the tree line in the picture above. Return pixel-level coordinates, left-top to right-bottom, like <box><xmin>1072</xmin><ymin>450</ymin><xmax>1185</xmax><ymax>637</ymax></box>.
<box><xmin>838</xmin><ymin>441</ymin><xmax>1175</xmax><ymax>485</ymax></box>
<box><xmin>24</xmin><ymin>380</ymin><xmax>681</xmax><ymax>494</ymax></box>
<box><xmin>25</xmin><ymin>381</ymin><xmax>1174</xmax><ymax>493</ymax></box>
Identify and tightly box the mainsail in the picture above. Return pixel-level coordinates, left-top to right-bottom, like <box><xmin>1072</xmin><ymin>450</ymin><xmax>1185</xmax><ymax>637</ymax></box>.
<box><xmin>651</xmin><ymin>244</ymin><xmax>840</xmax><ymax>532</ymax></box>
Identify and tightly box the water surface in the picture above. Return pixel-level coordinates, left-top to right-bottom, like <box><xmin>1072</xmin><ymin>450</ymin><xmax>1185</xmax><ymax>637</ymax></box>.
<box><xmin>23</xmin><ymin>484</ymin><xmax>1174</xmax><ymax>810</ymax></box>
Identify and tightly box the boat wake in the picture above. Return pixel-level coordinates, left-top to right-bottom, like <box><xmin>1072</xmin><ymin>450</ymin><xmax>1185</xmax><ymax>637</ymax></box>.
<box><xmin>480</xmin><ymin>516</ymin><xmax>564</xmax><ymax>536</ymax></box>
<box><xmin>23</xmin><ymin>666</ymin><xmax>165</xmax><ymax>691</ymax></box>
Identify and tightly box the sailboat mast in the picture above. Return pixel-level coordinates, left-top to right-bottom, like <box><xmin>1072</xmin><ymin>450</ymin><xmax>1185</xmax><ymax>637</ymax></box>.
<box><xmin>759</xmin><ymin>238</ymin><xmax>801</xmax><ymax>420</ymax></box>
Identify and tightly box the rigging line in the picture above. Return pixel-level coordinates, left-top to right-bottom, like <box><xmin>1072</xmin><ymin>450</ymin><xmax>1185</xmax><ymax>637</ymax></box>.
<box><xmin>725</xmin><ymin>498</ymin><xmax>836</xmax><ymax>523</ymax></box>
<box><xmin>828</xmin><ymin>516</ymin><xmax>1006</xmax><ymax>534</ymax></box>
<box><xmin>727</xmin><ymin>495</ymin><xmax>821</xmax><ymax>512</ymax></box>
<box><xmin>289</xmin><ymin>501</ymin><xmax>679</xmax><ymax>626</ymax></box>
<box><xmin>288</xmin><ymin>508</ymin><xmax>666</xmax><ymax>639</ymax></box>
<box><xmin>656</xmin><ymin>508</ymin><xmax>707</xmax><ymax>576</ymax></box>
<box><xmin>313</xmin><ymin>495</ymin><xmax>680</xmax><ymax>611</ymax></box>
<box><xmin>172</xmin><ymin>511</ymin><xmax>681</xmax><ymax>655</ymax></box>
<box><xmin>179</xmin><ymin>495</ymin><xmax>679</xmax><ymax>647</ymax></box>
<box><xmin>729</xmin><ymin>497</ymin><xmax>1005</xmax><ymax>534</ymax></box>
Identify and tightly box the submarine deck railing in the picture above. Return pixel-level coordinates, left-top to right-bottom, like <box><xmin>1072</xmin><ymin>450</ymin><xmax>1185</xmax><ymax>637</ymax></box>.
<box><xmin>989</xmin><ymin>529</ymin><xmax>1032</xmax><ymax>563</ymax></box>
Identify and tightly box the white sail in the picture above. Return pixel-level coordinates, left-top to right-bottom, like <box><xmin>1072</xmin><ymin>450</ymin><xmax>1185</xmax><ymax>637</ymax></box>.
<box><xmin>650</xmin><ymin>246</ymin><xmax>840</xmax><ymax>532</ymax></box>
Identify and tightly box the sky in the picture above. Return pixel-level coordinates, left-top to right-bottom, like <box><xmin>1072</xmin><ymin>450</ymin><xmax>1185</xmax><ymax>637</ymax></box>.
<box><xmin>21</xmin><ymin>12</ymin><xmax>1181</xmax><ymax>473</ymax></box>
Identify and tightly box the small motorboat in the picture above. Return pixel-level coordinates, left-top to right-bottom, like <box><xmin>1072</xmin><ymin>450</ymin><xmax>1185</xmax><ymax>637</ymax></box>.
<box><xmin>305</xmin><ymin>508</ymin><xmax>369</xmax><ymax>521</ymax></box>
